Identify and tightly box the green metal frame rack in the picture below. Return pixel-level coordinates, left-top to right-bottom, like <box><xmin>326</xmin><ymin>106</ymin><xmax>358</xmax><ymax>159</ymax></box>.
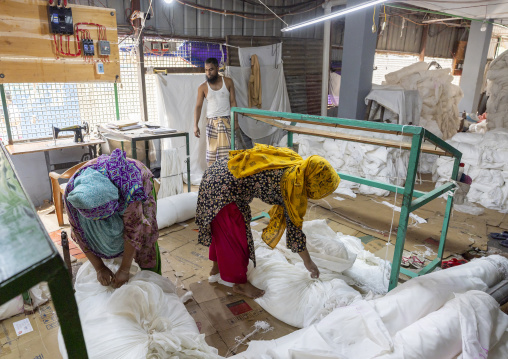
<box><xmin>0</xmin><ymin>142</ymin><xmax>88</xmax><ymax>358</ymax></box>
<box><xmin>230</xmin><ymin>107</ymin><xmax>462</xmax><ymax>291</ymax></box>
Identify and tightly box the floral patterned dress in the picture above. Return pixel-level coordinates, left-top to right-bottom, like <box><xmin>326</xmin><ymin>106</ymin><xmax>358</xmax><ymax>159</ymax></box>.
<box><xmin>66</xmin><ymin>158</ymin><xmax>158</xmax><ymax>269</ymax></box>
<box><xmin>196</xmin><ymin>157</ymin><xmax>306</xmax><ymax>266</ymax></box>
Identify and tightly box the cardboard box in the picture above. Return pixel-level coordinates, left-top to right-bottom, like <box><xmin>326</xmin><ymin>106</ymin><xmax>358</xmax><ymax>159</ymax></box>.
<box><xmin>0</xmin><ymin>302</ymin><xmax>62</xmax><ymax>359</ymax></box>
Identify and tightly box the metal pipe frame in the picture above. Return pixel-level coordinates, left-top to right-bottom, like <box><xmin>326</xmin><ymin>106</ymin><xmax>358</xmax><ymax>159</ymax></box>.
<box><xmin>230</xmin><ymin>107</ymin><xmax>462</xmax><ymax>290</ymax></box>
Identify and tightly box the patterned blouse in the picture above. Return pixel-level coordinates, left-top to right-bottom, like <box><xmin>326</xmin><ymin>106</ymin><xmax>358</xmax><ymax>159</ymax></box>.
<box><xmin>196</xmin><ymin>157</ymin><xmax>306</xmax><ymax>266</ymax></box>
<box><xmin>67</xmin><ymin>158</ymin><xmax>158</xmax><ymax>269</ymax></box>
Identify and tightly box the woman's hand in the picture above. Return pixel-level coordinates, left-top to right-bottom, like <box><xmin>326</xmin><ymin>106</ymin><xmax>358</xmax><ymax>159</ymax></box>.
<box><xmin>96</xmin><ymin>266</ymin><xmax>114</xmax><ymax>286</ymax></box>
<box><xmin>304</xmin><ymin>259</ymin><xmax>320</xmax><ymax>279</ymax></box>
<box><xmin>112</xmin><ymin>268</ymin><xmax>130</xmax><ymax>289</ymax></box>
<box><xmin>298</xmin><ymin>249</ymin><xmax>320</xmax><ymax>279</ymax></box>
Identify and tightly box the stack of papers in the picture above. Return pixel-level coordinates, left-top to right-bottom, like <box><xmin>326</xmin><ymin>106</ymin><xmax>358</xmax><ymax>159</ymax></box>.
<box><xmin>106</xmin><ymin>121</ymin><xmax>142</xmax><ymax>131</ymax></box>
<box><xmin>143</xmin><ymin>127</ymin><xmax>177</xmax><ymax>134</ymax></box>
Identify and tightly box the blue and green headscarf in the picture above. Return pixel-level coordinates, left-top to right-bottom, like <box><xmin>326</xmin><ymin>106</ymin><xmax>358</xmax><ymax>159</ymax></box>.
<box><xmin>64</xmin><ymin>149</ymin><xmax>147</xmax><ymax>258</ymax></box>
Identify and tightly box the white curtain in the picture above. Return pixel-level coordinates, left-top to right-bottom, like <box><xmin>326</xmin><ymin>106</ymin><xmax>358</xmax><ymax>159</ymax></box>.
<box><xmin>155</xmin><ymin>74</ymin><xmax>208</xmax><ymax>185</ymax></box>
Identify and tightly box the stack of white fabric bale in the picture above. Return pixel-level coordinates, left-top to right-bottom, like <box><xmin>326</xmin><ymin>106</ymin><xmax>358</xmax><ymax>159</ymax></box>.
<box><xmin>383</xmin><ymin>61</ymin><xmax>463</xmax><ymax>140</ymax></box>
<box><xmin>433</xmin><ymin>129</ymin><xmax>508</xmax><ymax>212</ymax></box>
<box><xmin>486</xmin><ymin>50</ymin><xmax>508</xmax><ymax>129</ymax></box>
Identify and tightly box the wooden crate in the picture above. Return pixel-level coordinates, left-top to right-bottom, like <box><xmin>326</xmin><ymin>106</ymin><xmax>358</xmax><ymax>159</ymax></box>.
<box><xmin>0</xmin><ymin>0</ymin><xmax>120</xmax><ymax>83</ymax></box>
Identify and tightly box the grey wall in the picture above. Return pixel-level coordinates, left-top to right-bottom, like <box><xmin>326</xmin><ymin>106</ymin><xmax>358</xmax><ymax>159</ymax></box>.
<box><xmin>9</xmin><ymin>147</ymin><xmax>90</xmax><ymax>207</ymax></box>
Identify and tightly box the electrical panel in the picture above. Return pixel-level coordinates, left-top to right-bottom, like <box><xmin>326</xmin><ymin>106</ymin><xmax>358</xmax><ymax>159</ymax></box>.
<box><xmin>98</xmin><ymin>41</ymin><xmax>110</xmax><ymax>56</ymax></box>
<box><xmin>82</xmin><ymin>39</ymin><xmax>94</xmax><ymax>56</ymax></box>
<box><xmin>48</xmin><ymin>6</ymin><xmax>74</xmax><ymax>35</ymax></box>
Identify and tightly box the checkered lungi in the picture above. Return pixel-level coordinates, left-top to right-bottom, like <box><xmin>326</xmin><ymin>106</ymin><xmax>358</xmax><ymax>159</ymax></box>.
<box><xmin>206</xmin><ymin>116</ymin><xmax>231</xmax><ymax>167</ymax></box>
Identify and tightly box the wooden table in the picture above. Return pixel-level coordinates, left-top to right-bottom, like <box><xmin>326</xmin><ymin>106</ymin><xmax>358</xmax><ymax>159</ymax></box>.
<box><xmin>5</xmin><ymin>138</ymin><xmax>105</xmax><ymax>199</ymax></box>
<box><xmin>0</xmin><ymin>142</ymin><xmax>88</xmax><ymax>358</ymax></box>
<box><xmin>97</xmin><ymin>125</ymin><xmax>191</xmax><ymax>192</ymax></box>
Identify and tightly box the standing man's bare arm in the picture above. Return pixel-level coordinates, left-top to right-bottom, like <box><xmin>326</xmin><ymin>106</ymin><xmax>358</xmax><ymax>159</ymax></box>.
<box><xmin>194</xmin><ymin>83</ymin><xmax>206</xmax><ymax>138</ymax></box>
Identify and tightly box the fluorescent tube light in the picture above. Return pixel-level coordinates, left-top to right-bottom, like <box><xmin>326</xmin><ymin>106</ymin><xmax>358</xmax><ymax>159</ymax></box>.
<box><xmin>281</xmin><ymin>0</ymin><xmax>388</xmax><ymax>32</ymax></box>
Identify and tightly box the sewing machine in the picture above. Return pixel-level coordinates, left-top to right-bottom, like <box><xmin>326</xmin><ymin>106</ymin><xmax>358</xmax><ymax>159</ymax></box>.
<box><xmin>52</xmin><ymin>122</ymin><xmax>89</xmax><ymax>143</ymax></box>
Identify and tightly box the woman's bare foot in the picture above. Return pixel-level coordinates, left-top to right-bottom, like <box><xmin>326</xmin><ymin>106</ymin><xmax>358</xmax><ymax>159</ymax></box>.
<box><xmin>233</xmin><ymin>281</ymin><xmax>265</xmax><ymax>299</ymax></box>
<box><xmin>210</xmin><ymin>261</ymin><xmax>219</xmax><ymax>276</ymax></box>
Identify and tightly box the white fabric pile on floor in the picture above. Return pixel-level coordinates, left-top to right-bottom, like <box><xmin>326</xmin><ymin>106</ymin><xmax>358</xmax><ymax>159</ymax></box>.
<box><xmin>247</xmin><ymin>220</ymin><xmax>391</xmax><ymax>328</ymax></box>
<box><xmin>0</xmin><ymin>283</ymin><xmax>51</xmax><ymax>320</ymax></box>
<box><xmin>433</xmin><ymin>129</ymin><xmax>508</xmax><ymax>212</ymax></box>
<box><xmin>157</xmin><ymin>192</ymin><xmax>198</xmax><ymax>229</ymax></box>
<box><xmin>486</xmin><ymin>50</ymin><xmax>508</xmax><ymax>130</ymax></box>
<box><xmin>58</xmin><ymin>259</ymin><xmax>220</xmax><ymax>359</ymax></box>
<box><xmin>233</xmin><ymin>255</ymin><xmax>508</xmax><ymax>359</ymax></box>
<box><xmin>383</xmin><ymin>61</ymin><xmax>463</xmax><ymax>140</ymax></box>
<box><xmin>282</xmin><ymin>130</ymin><xmax>410</xmax><ymax>197</ymax></box>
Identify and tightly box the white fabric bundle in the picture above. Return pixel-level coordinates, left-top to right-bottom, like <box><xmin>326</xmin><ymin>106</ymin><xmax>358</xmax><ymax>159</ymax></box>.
<box><xmin>157</xmin><ymin>192</ymin><xmax>198</xmax><ymax>229</ymax></box>
<box><xmin>0</xmin><ymin>283</ymin><xmax>52</xmax><ymax>320</ymax></box>
<box><xmin>433</xmin><ymin>129</ymin><xmax>508</xmax><ymax>212</ymax></box>
<box><xmin>0</xmin><ymin>296</ymin><xmax>24</xmax><ymax>321</ymax></box>
<box><xmin>58</xmin><ymin>259</ymin><xmax>220</xmax><ymax>359</ymax></box>
<box><xmin>282</xmin><ymin>127</ymin><xmax>410</xmax><ymax>197</ymax></box>
<box><xmin>232</xmin><ymin>255</ymin><xmax>508</xmax><ymax>359</ymax></box>
<box><xmin>158</xmin><ymin>147</ymin><xmax>183</xmax><ymax>199</ymax></box>
<box><xmin>383</xmin><ymin>61</ymin><xmax>463</xmax><ymax>140</ymax></box>
<box><xmin>247</xmin><ymin>220</ymin><xmax>390</xmax><ymax>328</ymax></box>
<box><xmin>486</xmin><ymin>50</ymin><xmax>508</xmax><ymax>130</ymax></box>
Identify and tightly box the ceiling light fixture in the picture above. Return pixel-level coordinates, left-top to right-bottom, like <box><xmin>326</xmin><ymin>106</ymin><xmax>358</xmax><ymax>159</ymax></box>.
<box><xmin>281</xmin><ymin>0</ymin><xmax>388</xmax><ymax>32</ymax></box>
<box><xmin>164</xmin><ymin>0</ymin><xmax>174</xmax><ymax>4</ymax></box>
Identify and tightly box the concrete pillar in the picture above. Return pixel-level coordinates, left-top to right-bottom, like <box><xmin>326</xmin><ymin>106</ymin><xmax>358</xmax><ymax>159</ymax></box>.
<box><xmin>458</xmin><ymin>21</ymin><xmax>493</xmax><ymax>114</ymax></box>
<box><xmin>337</xmin><ymin>0</ymin><xmax>379</xmax><ymax>120</ymax></box>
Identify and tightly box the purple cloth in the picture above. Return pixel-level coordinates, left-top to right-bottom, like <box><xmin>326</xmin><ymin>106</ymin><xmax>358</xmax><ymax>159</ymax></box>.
<box><xmin>64</xmin><ymin>149</ymin><xmax>148</xmax><ymax>259</ymax></box>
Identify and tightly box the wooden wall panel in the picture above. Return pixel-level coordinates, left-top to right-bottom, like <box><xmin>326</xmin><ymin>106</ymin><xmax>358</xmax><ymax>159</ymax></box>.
<box><xmin>0</xmin><ymin>0</ymin><xmax>120</xmax><ymax>83</ymax></box>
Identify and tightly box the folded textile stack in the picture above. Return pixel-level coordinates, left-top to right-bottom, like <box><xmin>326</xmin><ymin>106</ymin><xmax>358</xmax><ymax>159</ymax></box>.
<box><xmin>486</xmin><ymin>50</ymin><xmax>508</xmax><ymax>129</ymax></box>
<box><xmin>433</xmin><ymin>129</ymin><xmax>508</xmax><ymax>212</ymax></box>
<box><xmin>383</xmin><ymin>61</ymin><xmax>463</xmax><ymax>140</ymax></box>
<box><xmin>282</xmin><ymin>128</ymin><xmax>409</xmax><ymax>197</ymax></box>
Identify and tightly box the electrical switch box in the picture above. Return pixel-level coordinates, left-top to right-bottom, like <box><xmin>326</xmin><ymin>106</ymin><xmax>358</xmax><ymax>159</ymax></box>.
<box><xmin>161</xmin><ymin>42</ymin><xmax>176</xmax><ymax>52</ymax></box>
<box><xmin>48</xmin><ymin>6</ymin><xmax>74</xmax><ymax>35</ymax></box>
<box><xmin>98</xmin><ymin>41</ymin><xmax>110</xmax><ymax>56</ymax></box>
<box><xmin>96</xmin><ymin>63</ymin><xmax>105</xmax><ymax>75</ymax></box>
<box><xmin>82</xmin><ymin>39</ymin><xmax>95</xmax><ymax>56</ymax></box>
<box><xmin>151</xmin><ymin>42</ymin><xmax>161</xmax><ymax>52</ymax></box>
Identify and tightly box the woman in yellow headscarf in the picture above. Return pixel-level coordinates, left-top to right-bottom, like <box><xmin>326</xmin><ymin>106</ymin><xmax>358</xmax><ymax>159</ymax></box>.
<box><xmin>196</xmin><ymin>144</ymin><xmax>340</xmax><ymax>299</ymax></box>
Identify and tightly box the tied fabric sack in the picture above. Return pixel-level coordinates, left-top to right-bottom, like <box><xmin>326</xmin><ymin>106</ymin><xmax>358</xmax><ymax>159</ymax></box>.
<box><xmin>58</xmin><ymin>259</ymin><xmax>220</xmax><ymax>359</ymax></box>
<box><xmin>247</xmin><ymin>220</ymin><xmax>391</xmax><ymax>328</ymax></box>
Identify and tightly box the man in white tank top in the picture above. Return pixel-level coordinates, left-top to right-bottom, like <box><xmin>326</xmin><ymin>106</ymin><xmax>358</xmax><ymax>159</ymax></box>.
<box><xmin>194</xmin><ymin>58</ymin><xmax>237</xmax><ymax>167</ymax></box>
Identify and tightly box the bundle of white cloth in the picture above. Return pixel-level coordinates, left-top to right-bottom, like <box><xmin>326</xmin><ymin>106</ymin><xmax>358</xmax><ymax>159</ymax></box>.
<box><xmin>58</xmin><ymin>259</ymin><xmax>220</xmax><ymax>359</ymax></box>
<box><xmin>233</xmin><ymin>255</ymin><xmax>508</xmax><ymax>359</ymax></box>
<box><xmin>383</xmin><ymin>61</ymin><xmax>463</xmax><ymax>140</ymax></box>
<box><xmin>248</xmin><ymin>220</ymin><xmax>391</xmax><ymax>328</ymax></box>
<box><xmin>433</xmin><ymin>129</ymin><xmax>508</xmax><ymax>212</ymax></box>
<box><xmin>486</xmin><ymin>50</ymin><xmax>508</xmax><ymax>130</ymax></box>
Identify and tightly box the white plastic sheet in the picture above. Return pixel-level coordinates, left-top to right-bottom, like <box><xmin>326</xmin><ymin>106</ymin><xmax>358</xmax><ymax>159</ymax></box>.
<box><xmin>58</xmin><ymin>259</ymin><xmax>219</xmax><ymax>359</ymax></box>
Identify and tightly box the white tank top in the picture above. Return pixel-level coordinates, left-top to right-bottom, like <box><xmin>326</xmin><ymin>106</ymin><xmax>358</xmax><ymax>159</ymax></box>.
<box><xmin>206</xmin><ymin>77</ymin><xmax>231</xmax><ymax>118</ymax></box>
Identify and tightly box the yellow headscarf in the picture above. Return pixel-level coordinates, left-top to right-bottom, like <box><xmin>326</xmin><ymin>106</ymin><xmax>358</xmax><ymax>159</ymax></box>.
<box><xmin>228</xmin><ymin>144</ymin><xmax>340</xmax><ymax>248</ymax></box>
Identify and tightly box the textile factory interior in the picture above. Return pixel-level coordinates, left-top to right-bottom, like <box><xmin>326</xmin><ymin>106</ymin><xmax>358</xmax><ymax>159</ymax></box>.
<box><xmin>2</xmin><ymin>0</ymin><xmax>508</xmax><ymax>358</ymax></box>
